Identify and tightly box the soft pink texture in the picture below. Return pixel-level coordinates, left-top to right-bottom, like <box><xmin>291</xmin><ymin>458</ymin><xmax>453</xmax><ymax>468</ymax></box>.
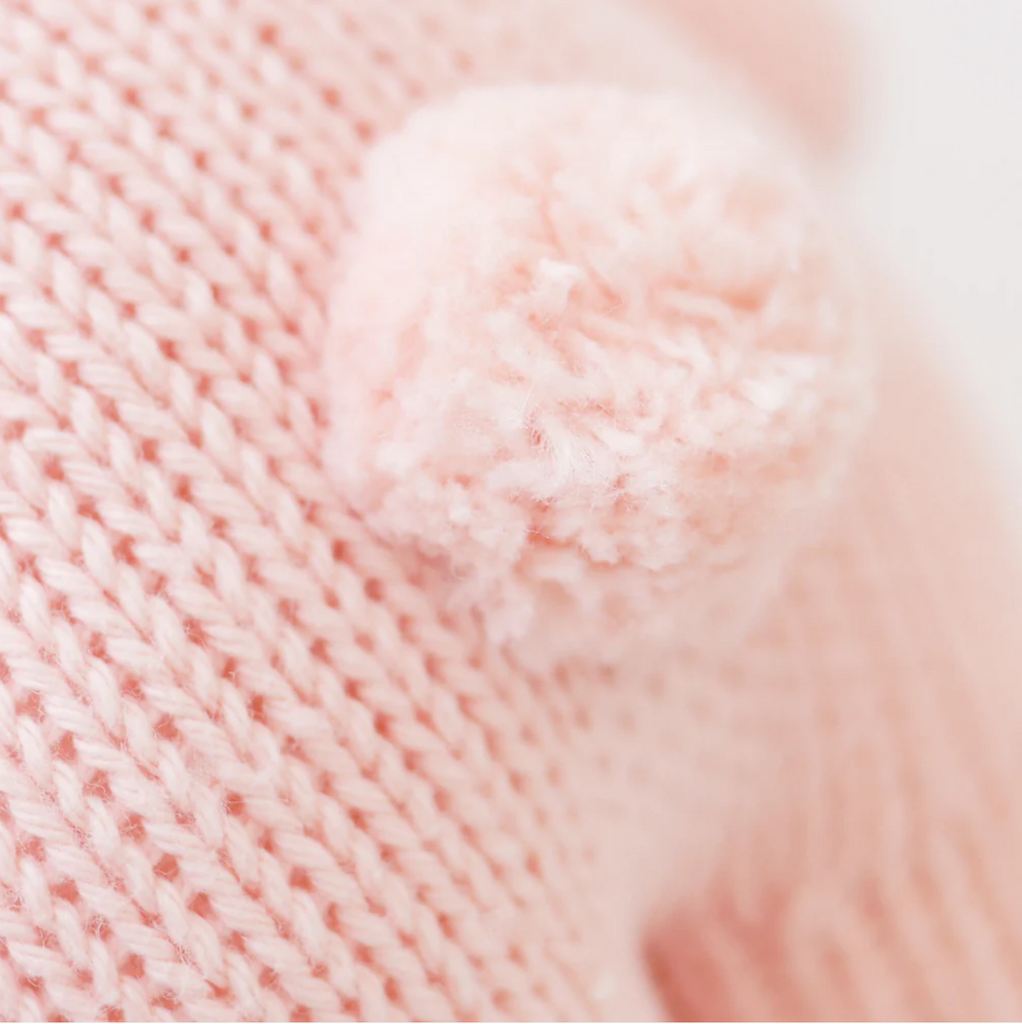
<box><xmin>0</xmin><ymin>1</ymin><xmax>1021</xmax><ymax>1022</ymax></box>
<box><xmin>646</xmin><ymin>0</ymin><xmax>859</xmax><ymax>159</ymax></box>
<box><xmin>326</xmin><ymin>84</ymin><xmax>869</xmax><ymax>665</ymax></box>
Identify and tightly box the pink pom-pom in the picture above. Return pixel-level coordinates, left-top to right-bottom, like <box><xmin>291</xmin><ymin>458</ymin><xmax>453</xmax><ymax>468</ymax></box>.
<box><xmin>324</xmin><ymin>85</ymin><xmax>871</xmax><ymax>665</ymax></box>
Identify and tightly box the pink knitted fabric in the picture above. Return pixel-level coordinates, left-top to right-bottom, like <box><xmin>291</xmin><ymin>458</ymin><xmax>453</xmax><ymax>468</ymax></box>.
<box><xmin>1</xmin><ymin>1</ymin><xmax>1021</xmax><ymax>1021</ymax></box>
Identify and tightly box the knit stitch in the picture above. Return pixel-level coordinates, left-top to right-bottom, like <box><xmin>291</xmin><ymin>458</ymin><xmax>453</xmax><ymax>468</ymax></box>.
<box><xmin>1</xmin><ymin>1</ymin><xmax>1020</xmax><ymax>1021</ymax></box>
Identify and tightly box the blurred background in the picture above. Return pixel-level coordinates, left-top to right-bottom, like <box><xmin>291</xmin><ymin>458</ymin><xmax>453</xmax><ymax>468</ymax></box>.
<box><xmin>840</xmin><ymin>0</ymin><xmax>1022</xmax><ymax>515</ymax></box>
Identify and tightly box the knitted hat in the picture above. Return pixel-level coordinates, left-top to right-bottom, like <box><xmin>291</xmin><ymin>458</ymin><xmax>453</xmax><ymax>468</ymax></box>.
<box><xmin>2</xmin><ymin>1</ymin><xmax>1021</xmax><ymax>1020</ymax></box>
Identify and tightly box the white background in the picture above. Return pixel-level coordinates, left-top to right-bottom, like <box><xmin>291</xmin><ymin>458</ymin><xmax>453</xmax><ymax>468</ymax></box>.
<box><xmin>839</xmin><ymin>0</ymin><xmax>1022</xmax><ymax>512</ymax></box>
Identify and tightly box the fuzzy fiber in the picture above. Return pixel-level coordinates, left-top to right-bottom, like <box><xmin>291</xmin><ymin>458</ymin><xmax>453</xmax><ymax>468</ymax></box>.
<box><xmin>326</xmin><ymin>85</ymin><xmax>870</xmax><ymax>662</ymax></box>
<box><xmin>2</xmin><ymin>0</ymin><xmax>1022</xmax><ymax>1021</ymax></box>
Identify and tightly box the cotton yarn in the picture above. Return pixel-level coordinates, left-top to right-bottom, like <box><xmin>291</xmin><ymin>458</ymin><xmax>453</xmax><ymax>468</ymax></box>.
<box><xmin>2</xmin><ymin>1</ymin><xmax>1022</xmax><ymax>1021</ymax></box>
<box><xmin>325</xmin><ymin>83</ymin><xmax>869</xmax><ymax>666</ymax></box>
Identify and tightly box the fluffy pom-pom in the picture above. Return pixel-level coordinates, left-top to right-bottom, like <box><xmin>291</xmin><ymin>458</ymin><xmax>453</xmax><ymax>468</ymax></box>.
<box><xmin>324</xmin><ymin>85</ymin><xmax>871</xmax><ymax>665</ymax></box>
